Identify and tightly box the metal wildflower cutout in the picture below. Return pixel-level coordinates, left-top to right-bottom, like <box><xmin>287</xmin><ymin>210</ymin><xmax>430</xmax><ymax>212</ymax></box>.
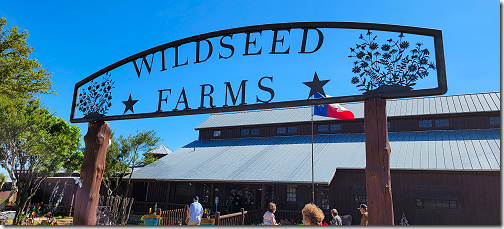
<box><xmin>349</xmin><ymin>30</ymin><xmax>436</xmax><ymax>92</ymax></box>
<box><xmin>78</xmin><ymin>72</ymin><xmax>115</xmax><ymax>117</ymax></box>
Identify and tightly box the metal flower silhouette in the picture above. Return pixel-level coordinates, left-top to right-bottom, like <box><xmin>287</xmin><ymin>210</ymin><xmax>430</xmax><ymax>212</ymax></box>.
<box><xmin>348</xmin><ymin>30</ymin><xmax>436</xmax><ymax>92</ymax></box>
<box><xmin>78</xmin><ymin>72</ymin><xmax>115</xmax><ymax>117</ymax></box>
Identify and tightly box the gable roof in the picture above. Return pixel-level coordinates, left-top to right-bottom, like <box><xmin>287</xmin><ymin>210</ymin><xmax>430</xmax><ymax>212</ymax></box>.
<box><xmin>143</xmin><ymin>144</ymin><xmax>173</xmax><ymax>156</ymax></box>
<box><xmin>131</xmin><ymin>128</ymin><xmax>500</xmax><ymax>184</ymax></box>
<box><xmin>195</xmin><ymin>92</ymin><xmax>500</xmax><ymax>129</ymax></box>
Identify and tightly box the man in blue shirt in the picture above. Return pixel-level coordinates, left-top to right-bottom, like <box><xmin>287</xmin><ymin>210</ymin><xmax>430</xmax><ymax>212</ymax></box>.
<box><xmin>186</xmin><ymin>196</ymin><xmax>203</xmax><ymax>225</ymax></box>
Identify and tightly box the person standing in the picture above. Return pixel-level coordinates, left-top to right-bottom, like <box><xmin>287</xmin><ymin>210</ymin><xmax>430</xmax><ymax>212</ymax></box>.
<box><xmin>263</xmin><ymin>202</ymin><xmax>278</xmax><ymax>225</ymax></box>
<box><xmin>330</xmin><ymin>208</ymin><xmax>342</xmax><ymax>225</ymax></box>
<box><xmin>187</xmin><ymin>196</ymin><xmax>203</xmax><ymax>225</ymax></box>
<box><xmin>358</xmin><ymin>204</ymin><xmax>369</xmax><ymax>225</ymax></box>
<box><xmin>301</xmin><ymin>203</ymin><xmax>325</xmax><ymax>225</ymax></box>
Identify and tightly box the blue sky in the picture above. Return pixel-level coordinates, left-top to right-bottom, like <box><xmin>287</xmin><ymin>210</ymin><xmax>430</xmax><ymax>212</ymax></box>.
<box><xmin>0</xmin><ymin>1</ymin><xmax>500</xmax><ymax>179</ymax></box>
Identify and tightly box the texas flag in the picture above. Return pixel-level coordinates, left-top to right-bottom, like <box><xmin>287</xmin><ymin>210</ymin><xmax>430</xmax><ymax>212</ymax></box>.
<box><xmin>313</xmin><ymin>92</ymin><xmax>355</xmax><ymax>120</ymax></box>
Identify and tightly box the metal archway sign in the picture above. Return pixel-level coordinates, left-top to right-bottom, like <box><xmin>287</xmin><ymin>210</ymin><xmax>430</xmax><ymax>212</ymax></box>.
<box><xmin>70</xmin><ymin>22</ymin><xmax>446</xmax><ymax>123</ymax></box>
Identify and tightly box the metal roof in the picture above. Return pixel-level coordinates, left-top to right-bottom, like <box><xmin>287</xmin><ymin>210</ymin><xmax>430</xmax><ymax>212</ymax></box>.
<box><xmin>195</xmin><ymin>92</ymin><xmax>500</xmax><ymax>129</ymax></box>
<box><xmin>143</xmin><ymin>144</ymin><xmax>173</xmax><ymax>156</ymax></box>
<box><xmin>131</xmin><ymin>128</ymin><xmax>500</xmax><ymax>184</ymax></box>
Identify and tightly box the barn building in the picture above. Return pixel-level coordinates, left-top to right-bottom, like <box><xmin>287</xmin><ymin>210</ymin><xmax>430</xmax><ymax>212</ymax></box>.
<box><xmin>39</xmin><ymin>92</ymin><xmax>500</xmax><ymax>225</ymax></box>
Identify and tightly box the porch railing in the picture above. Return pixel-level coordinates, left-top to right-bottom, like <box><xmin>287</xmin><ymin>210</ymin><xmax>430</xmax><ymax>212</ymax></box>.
<box><xmin>215</xmin><ymin>208</ymin><xmax>246</xmax><ymax>225</ymax></box>
<box><xmin>157</xmin><ymin>205</ymin><xmax>189</xmax><ymax>225</ymax></box>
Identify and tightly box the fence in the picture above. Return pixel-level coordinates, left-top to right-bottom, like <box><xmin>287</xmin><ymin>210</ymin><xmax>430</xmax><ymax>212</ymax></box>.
<box><xmin>215</xmin><ymin>208</ymin><xmax>246</xmax><ymax>225</ymax></box>
<box><xmin>157</xmin><ymin>205</ymin><xmax>189</xmax><ymax>225</ymax></box>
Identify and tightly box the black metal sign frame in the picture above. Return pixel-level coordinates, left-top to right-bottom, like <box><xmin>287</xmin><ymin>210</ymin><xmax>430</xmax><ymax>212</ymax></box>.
<box><xmin>70</xmin><ymin>22</ymin><xmax>446</xmax><ymax>123</ymax></box>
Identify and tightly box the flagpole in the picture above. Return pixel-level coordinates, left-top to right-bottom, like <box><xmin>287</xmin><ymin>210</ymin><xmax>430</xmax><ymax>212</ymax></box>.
<box><xmin>311</xmin><ymin>105</ymin><xmax>315</xmax><ymax>204</ymax></box>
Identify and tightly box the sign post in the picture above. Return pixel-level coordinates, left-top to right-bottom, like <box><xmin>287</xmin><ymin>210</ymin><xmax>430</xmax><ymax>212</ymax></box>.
<box><xmin>364</xmin><ymin>98</ymin><xmax>394</xmax><ymax>225</ymax></box>
<box><xmin>73</xmin><ymin>121</ymin><xmax>111</xmax><ymax>225</ymax></box>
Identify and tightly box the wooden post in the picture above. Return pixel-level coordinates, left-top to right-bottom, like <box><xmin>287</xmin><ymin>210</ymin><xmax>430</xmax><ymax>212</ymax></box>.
<box><xmin>364</xmin><ymin>98</ymin><xmax>394</xmax><ymax>225</ymax></box>
<box><xmin>240</xmin><ymin>208</ymin><xmax>245</xmax><ymax>225</ymax></box>
<box><xmin>183</xmin><ymin>205</ymin><xmax>189</xmax><ymax>225</ymax></box>
<box><xmin>73</xmin><ymin>121</ymin><xmax>111</xmax><ymax>225</ymax></box>
<box><xmin>215</xmin><ymin>211</ymin><xmax>220</xmax><ymax>225</ymax></box>
<box><xmin>68</xmin><ymin>194</ymin><xmax>74</xmax><ymax>217</ymax></box>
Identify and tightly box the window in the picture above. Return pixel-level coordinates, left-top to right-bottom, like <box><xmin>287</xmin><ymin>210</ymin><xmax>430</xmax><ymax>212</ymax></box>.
<box><xmin>387</xmin><ymin>122</ymin><xmax>391</xmax><ymax>129</ymax></box>
<box><xmin>251</xmin><ymin>128</ymin><xmax>259</xmax><ymax>135</ymax></box>
<box><xmin>241</xmin><ymin>129</ymin><xmax>250</xmax><ymax>135</ymax></box>
<box><xmin>413</xmin><ymin>187</ymin><xmax>457</xmax><ymax>210</ymax></box>
<box><xmin>213</xmin><ymin>130</ymin><xmax>221</xmax><ymax>137</ymax></box>
<box><xmin>286</xmin><ymin>185</ymin><xmax>296</xmax><ymax>202</ymax></box>
<box><xmin>419</xmin><ymin>120</ymin><xmax>432</xmax><ymax>128</ymax></box>
<box><xmin>330</xmin><ymin>124</ymin><xmax>341</xmax><ymax>131</ymax></box>
<box><xmin>277</xmin><ymin>127</ymin><xmax>286</xmax><ymax>134</ymax></box>
<box><xmin>354</xmin><ymin>195</ymin><xmax>367</xmax><ymax>204</ymax></box>
<box><xmin>318</xmin><ymin>124</ymin><xmax>328</xmax><ymax>132</ymax></box>
<box><xmin>321</xmin><ymin>186</ymin><xmax>330</xmax><ymax>210</ymax></box>
<box><xmin>351</xmin><ymin>185</ymin><xmax>367</xmax><ymax>204</ymax></box>
<box><xmin>288</xmin><ymin>126</ymin><xmax>297</xmax><ymax>133</ymax></box>
<box><xmin>435</xmin><ymin>119</ymin><xmax>449</xmax><ymax>127</ymax></box>
<box><xmin>490</xmin><ymin>116</ymin><xmax>500</xmax><ymax>125</ymax></box>
<box><xmin>416</xmin><ymin>199</ymin><xmax>457</xmax><ymax>210</ymax></box>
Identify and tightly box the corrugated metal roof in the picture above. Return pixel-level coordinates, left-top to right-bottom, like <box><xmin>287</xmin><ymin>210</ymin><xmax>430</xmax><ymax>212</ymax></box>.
<box><xmin>195</xmin><ymin>92</ymin><xmax>500</xmax><ymax>129</ymax></box>
<box><xmin>144</xmin><ymin>144</ymin><xmax>173</xmax><ymax>156</ymax></box>
<box><xmin>131</xmin><ymin>129</ymin><xmax>500</xmax><ymax>184</ymax></box>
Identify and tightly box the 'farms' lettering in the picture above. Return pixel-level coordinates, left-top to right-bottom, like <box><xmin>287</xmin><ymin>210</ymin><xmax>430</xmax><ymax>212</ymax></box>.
<box><xmin>157</xmin><ymin>76</ymin><xmax>275</xmax><ymax>112</ymax></box>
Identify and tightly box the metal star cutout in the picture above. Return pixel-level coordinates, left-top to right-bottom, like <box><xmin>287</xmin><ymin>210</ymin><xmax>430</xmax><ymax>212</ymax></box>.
<box><xmin>122</xmin><ymin>94</ymin><xmax>138</xmax><ymax>114</ymax></box>
<box><xmin>303</xmin><ymin>71</ymin><xmax>330</xmax><ymax>98</ymax></box>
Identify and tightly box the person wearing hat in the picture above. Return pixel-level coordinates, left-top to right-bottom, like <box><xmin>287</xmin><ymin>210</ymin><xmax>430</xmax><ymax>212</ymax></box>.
<box><xmin>186</xmin><ymin>196</ymin><xmax>203</xmax><ymax>225</ymax></box>
<box><xmin>358</xmin><ymin>204</ymin><xmax>369</xmax><ymax>225</ymax></box>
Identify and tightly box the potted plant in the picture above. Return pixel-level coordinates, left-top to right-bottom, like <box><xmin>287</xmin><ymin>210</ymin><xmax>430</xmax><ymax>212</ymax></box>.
<box><xmin>200</xmin><ymin>209</ymin><xmax>215</xmax><ymax>225</ymax></box>
<box><xmin>142</xmin><ymin>207</ymin><xmax>162</xmax><ymax>225</ymax></box>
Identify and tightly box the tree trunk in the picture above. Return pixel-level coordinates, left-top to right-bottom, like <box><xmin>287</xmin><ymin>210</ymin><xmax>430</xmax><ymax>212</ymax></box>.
<box><xmin>364</xmin><ymin>98</ymin><xmax>394</xmax><ymax>225</ymax></box>
<box><xmin>73</xmin><ymin>121</ymin><xmax>111</xmax><ymax>225</ymax></box>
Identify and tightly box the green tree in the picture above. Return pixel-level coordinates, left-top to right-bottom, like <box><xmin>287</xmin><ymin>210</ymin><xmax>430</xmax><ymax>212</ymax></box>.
<box><xmin>0</xmin><ymin>17</ymin><xmax>54</xmax><ymax>100</ymax></box>
<box><xmin>62</xmin><ymin>149</ymin><xmax>84</xmax><ymax>176</ymax></box>
<box><xmin>118</xmin><ymin>130</ymin><xmax>160</xmax><ymax>199</ymax></box>
<box><xmin>0</xmin><ymin>96</ymin><xmax>81</xmax><ymax>224</ymax></box>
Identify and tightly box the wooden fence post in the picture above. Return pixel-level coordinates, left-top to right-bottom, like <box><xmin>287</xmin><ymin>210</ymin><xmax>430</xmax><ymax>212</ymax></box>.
<box><xmin>364</xmin><ymin>98</ymin><xmax>394</xmax><ymax>225</ymax></box>
<box><xmin>215</xmin><ymin>211</ymin><xmax>220</xmax><ymax>225</ymax></box>
<box><xmin>241</xmin><ymin>208</ymin><xmax>245</xmax><ymax>225</ymax></box>
<box><xmin>73</xmin><ymin>121</ymin><xmax>111</xmax><ymax>225</ymax></box>
<box><xmin>183</xmin><ymin>205</ymin><xmax>189</xmax><ymax>225</ymax></box>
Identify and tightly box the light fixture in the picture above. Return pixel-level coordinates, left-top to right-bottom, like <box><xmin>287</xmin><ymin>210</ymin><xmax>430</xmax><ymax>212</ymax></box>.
<box><xmin>215</xmin><ymin>188</ymin><xmax>219</xmax><ymax>191</ymax></box>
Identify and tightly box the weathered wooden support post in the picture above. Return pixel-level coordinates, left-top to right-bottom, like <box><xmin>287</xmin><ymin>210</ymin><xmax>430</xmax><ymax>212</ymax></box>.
<box><xmin>364</xmin><ymin>98</ymin><xmax>394</xmax><ymax>225</ymax></box>
<box><xmin>240</xmin><ymin>208</ymin><xmax>245</xmax><ymax>225</ymax></box>
<box><xmin>73</xmin><ymin>121</ymin><xmax>111</xmax><ymax>225</ymax></box>
<box><xmin>215</xmin><ymin>211</ymin><xmax>220</xmax><ymax>225</ymax></box>
<box><xmin>183</xmin><ymin>205</ymin><xmax>190</xmax><ymax>225</ymax></box>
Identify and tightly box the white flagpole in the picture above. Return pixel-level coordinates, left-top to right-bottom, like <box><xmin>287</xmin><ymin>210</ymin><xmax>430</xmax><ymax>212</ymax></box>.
<box><xmin>311</xmin><ymin>105</ymin><xmax>315</xmax><ymax>204</ymax></box>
